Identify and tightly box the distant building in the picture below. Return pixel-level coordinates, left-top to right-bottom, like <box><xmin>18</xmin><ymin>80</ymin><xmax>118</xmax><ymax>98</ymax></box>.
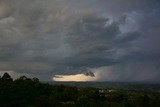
<box><xmin>108</xmin><ymin>89</ymin><xmax>115</xmax><ymax>92</ymax></box>
<box><xmin>99</xmin><ymin>89</ymin><xmax>105</xmax><ymax>93</ymax></box>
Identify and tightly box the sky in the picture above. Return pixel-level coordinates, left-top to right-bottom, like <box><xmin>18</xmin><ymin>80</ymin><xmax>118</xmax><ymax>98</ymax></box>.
<box><xmin>0</xmin><ymin>0</ymin><xmax>160</xmax><ymax>82</ymax></box>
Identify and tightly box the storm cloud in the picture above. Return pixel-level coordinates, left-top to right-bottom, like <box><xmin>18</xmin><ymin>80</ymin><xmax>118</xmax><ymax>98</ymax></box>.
<box><xmin>0</xmin><ymin>0</ymin><xmax>160</xmax><ymax>82</ymax></box>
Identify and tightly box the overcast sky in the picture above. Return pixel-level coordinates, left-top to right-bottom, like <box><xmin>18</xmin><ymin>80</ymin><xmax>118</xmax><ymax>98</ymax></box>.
<box><xmin>0</xmin><ymin>0</ymin><xmax>160</xmax><ymax>82</ymax></box>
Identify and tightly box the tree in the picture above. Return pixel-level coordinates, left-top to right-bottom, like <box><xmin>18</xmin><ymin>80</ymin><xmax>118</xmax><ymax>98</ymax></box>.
<box><xmin>2</xmin><ymin>72</ymin><xmax>13</xmax><ymax>82</ymax></box>
<box><xmin>19</xmin><ymin>76</ymin><xmax>27</xmax><ymax>80</ymax></box>
<box><xmin>32</xmin><ymin>77</ymin><xmax>39</xmax><ymax>83</ymax></box>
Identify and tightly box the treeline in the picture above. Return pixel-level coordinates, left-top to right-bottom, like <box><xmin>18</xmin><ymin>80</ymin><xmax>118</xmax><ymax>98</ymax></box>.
<box><xmin>0</xmin><ymin>72</ymin><xmax>160</xmax><ymax>107</ymax></box>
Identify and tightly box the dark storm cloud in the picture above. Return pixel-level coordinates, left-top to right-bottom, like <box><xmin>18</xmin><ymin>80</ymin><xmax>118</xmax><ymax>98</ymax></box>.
<box><xmin>0</xmin><ymin>0</ymin><xmax>159</xmax><ymax>81</ymax></box>
<box><xmin>65</xmin><ymin>14</ymin><xmax>140</xmax><ymax>68</ymax></box>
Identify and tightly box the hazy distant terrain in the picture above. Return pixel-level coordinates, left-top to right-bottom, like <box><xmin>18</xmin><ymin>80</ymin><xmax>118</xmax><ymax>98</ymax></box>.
<box><xmin>49</xmin><ymin>81</ymin><xmax>160</xmax><ymax>91</ymax></box>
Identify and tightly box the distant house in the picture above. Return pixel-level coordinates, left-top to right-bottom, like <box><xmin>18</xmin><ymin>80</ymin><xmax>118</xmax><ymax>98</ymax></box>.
<box><xmin>108</xmin><ymin>89</ymin><xmax>115</xmax><ymax>92</ymax></box>
<box><xmin>99</xmin><ymin>89</ymin><xmax>105</xmax><ymax>93</ymax></box>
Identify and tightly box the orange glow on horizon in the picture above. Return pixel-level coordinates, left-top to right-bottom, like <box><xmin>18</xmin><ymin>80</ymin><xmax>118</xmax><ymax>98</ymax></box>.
<box><xmin>53</xmin><ymin>74</ymin><xmax>95</xmax><ymax>82</ymax></box>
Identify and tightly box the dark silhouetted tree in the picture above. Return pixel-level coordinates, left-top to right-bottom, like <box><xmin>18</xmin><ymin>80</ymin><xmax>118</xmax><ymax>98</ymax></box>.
<box><xmin>19</xmin><ymin>76</ymin><xmax>27</xmax><ymax>80</ymax></box>
<box><xmin>2</xmin><ymin>72</ymin><xmax>13</xmax><ymax>82</ymax></box>
<box><xmin>32</xmin><ymin>77</ymin><xmax>39</xmax><ymax>83</ymax></box>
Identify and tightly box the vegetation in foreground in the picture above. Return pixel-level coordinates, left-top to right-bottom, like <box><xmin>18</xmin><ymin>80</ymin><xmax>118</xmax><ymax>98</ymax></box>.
<box><xmin>0</xmin><ymin>72</ymin><xmax>160</xmax><ymax>107</ymax></box>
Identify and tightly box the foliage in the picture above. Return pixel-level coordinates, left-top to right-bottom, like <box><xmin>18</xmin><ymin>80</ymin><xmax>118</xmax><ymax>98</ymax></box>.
<box><xmin>0</xmin><ymin>73</ymin><xmax>160</xmax><ymax>107</ymax></box>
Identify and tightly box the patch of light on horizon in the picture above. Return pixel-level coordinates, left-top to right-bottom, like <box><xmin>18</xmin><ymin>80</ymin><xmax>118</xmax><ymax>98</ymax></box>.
<box><xmin>53</xmin><ymin>74</ymin><xmax>96</xmax><ymax>82</ymax></box>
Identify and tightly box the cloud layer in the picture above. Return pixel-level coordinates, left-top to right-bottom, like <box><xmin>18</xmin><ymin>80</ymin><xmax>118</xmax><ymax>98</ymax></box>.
<box><xmin>0</xmin><ymin>0</ymin><xmax>160</xmax><ymax>82</ymax></box>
